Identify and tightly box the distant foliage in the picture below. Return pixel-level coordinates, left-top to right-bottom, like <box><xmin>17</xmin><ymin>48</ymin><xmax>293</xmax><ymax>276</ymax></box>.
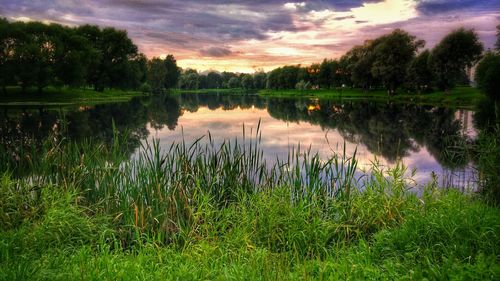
<box><xmin>0</xmin><ymin>18</ymin><xmax>489</xmax><ymax>96</ymax></box>
<box><xmin>430</xmin><ymin>28</ymin><xmax>483</xmax><ymax>92</ymax></box>
<box><xmin>406</xmin><ymin>50</ymin><xmax>434</xmax><ymax>93</ymax></box>
<box><xmin>475</xmin><ymin>52</ymin><xmax>500</xmax><ymax>101</ymax></box>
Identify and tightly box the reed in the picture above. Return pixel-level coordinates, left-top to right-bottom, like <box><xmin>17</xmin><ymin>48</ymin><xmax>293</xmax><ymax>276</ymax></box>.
<box><xmin>1</xmin><ymin>124</ymin><xmax>498</xmax><ymax>280</ymax></box>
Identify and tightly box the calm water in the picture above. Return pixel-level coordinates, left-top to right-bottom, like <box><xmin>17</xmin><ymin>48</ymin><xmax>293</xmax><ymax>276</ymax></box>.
<box><xmin>0</xmin><ymin>93</ymin><xmax>477</xmax><ymax>188</ymax></box>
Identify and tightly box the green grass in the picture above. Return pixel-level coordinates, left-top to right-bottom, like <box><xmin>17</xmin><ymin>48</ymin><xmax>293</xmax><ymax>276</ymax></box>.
<box><xmin>0</xmin><ymin>126</ymin><xmax>499</xmax><ymax>280</ymax></box>
<box><xmin>0</xmin><ymin>86</ymin><xmax>147</xmax><ymax>106</ymax></box>
<box><xmin>259</xmin><ymin>86</ymin><xmax>484</xmax><ymax>109</ymax></box>
<box><xmin>173</xmin><ymin>88</ymin><xmax>254</xmax><ymax>94</ymax></box>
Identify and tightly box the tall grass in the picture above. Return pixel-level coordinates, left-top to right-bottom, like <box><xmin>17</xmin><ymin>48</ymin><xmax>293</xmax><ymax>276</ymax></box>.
<box><xmin>1</xmin><ymin>124</ymin><xmax>498</xmax><ymax>280</ymax></box>
<box><xmin>2</xmin><ymin>123</ymin><xmax>367</xmax><ymax>246</ymax></box>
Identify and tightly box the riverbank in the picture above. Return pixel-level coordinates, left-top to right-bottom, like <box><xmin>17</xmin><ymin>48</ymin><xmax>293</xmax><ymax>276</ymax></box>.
<box><xmin>259</xmin><ymin>86</ymin><xmax>484</xmax><ymax>109</ymax></box>
<box><xmin>172</xmin><ymin>88</ymin><xmax>251</xmax><ymax>94</ymax></box>
<box><xmin>0</xmin><ymin>86</ymin><xmax>147</xmax><ymax>106</ymax></box>
<box><xmin>1</xmin><ymin>132</ymin><xmax>498</xmax><ymax>280</ymax></box>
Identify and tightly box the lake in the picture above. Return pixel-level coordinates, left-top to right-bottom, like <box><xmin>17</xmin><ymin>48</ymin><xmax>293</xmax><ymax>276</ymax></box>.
<box><xmin>0</xmin><ymin>93</ymin><xmax>477</xmax><ymax>189</ymax></box>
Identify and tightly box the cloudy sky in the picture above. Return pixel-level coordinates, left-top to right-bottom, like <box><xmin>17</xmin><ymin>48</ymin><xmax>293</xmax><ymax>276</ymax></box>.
<box><xmin>1</xmin><ymin>0</ymin><xmax>499</xmax><ymax>72</ymax></box>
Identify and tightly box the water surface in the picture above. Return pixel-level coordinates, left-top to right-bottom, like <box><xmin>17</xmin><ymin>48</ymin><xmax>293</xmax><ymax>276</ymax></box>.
<box><xmin>0</xmin><ymin>93</ymin><xmax>477</xmax><ymax>188</ymax></box>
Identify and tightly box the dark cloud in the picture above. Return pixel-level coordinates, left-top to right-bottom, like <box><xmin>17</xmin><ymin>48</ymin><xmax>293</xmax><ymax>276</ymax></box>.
<box><xmin>200</xmin><ymin>47</ymin><xmax>233</xmax><ymax>57</ymax></box>
<box><xmin>0</xmin><ymin>0</ymin><xmax>498</xmax><ymax>70</ymax></box>
<box><xmin>333</xmin><ymin>15</ymin><xmax>355</xmax><ymax>21</ymax></box>
<box><xmin>294</xmin><ymin>0</ymin><xmax>383</xmax><ymax>12</ymax></box>
<box><xmin>417</xmin><ymin>0</ymin><xmax>500</xmax><ymax>15</ymax></box>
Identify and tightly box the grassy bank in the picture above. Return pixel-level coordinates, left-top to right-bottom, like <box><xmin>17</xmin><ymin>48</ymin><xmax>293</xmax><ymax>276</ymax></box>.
<box><xmin>0</xmin><ymin>86</ymin><xmax>147</xmax><ymax>106</ymax></box>
<box><xmin>173</xmin><ymin>88</ymin><xmax>252</xmax><ymax>95</ymax></box>
<box><xmin>1</xmin><ymin>129</ymin><xmax>499</xmax><ymax>280</ymax></box>
<box><xmin>259</xmin><ymin>86</ymin><xmax>484</xmax><ymax>109</ymax></box>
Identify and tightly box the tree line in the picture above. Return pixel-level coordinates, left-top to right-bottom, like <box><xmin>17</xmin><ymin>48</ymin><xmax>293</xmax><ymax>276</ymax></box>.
<box><xmin>0</xmin><ymin>19</ymin><xmax>180</xmax><ymax>94</ymax></box>
<box><xmin>177</xmin><ymin>26</ymin><xmax>498</xmax><ymax>98</ymax></box>
<box><xmin>1</xmin><ymin>18</ymin><xmax>498</xmax><ymax>99</ymax></box>
<box><xmin>266</xmin><ymin>28</ymin><xmax>485</xmax><ymax>95</ymax></box>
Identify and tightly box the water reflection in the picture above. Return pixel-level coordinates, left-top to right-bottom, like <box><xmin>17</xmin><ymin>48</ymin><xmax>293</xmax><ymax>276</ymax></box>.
<box><xmin>0</xmin><ymin>93</ymin><xmax>476</xmax><ymax>187</ymax></box>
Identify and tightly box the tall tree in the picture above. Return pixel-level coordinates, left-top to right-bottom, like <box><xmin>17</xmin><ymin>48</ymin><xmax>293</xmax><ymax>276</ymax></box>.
<box><xmin>206</xmin><ymin>72</ymin><xmax>222</xmax><ymax>89</ymax></box>
<box><xmin>77</xmin><ymin>25</ymin><xmax>138</xmax><ymax>91</ymax></box>
<box><xmin>371</xmin><ymin>29</ymin><xmax>425</xmax><ymax>95</ymax></box>
<box><xmin>0</xmin><ymin>19</ymin><xmax>16</xmax><ymax>94</ymax></box>
<box><xmin>475</xmin><ymin>52</ymin><xmax>500</xmax><ymax>101</ymax></box>
<box><xmin>253</xmin><ymin>72</ymin><xmax>267</xmax><ymax>89</ymax></box>
<box><xmin>241</xmin><ymin>74</ymin><xmax>254</xmax><ymax>90</ymax></box>
<box><xmin>163</xmin><ymin>54</ymin><xmax>180</xmax><ymax>89</ymax></box>
<box><xmin>228</xmin><ymin>76</ymin><xmax>240</xmax><ymax>89</ymax></box>
<box><xmin>147</xmin><ymin>58</ymin><xmax>167</xmax><ymax>92</ymax></box>
<box><xmin>406</xmin><ymin>50</ymin><xmax>434</xmax><ymax>93</ymax></box>
<box><xmin>430</xmin><ymin>28</ymin><xmax>483</xmax><ymax>93</ymax></box>
<box><xmin>496</xmin><ymin>24</ymin><xmax>500</xmax><ymax>51</ymax></box>
<box><xmin>53</xmin><ymin>24</ymin><xmax>93</xmax><ymax>88</ymax></box>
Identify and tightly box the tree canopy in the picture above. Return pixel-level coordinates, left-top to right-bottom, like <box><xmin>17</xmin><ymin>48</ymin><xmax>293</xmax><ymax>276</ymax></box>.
<box><xmin>430</xmin><ymin>28</ymin><xmax>483</xmax><ymax>92</ymax></box>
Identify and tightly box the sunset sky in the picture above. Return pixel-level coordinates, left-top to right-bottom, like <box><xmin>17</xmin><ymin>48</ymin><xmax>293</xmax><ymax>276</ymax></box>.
<box><xmin>2</xmin><ymin>0</ymin><xmax>499</xmax><ymax>72</ymax></box>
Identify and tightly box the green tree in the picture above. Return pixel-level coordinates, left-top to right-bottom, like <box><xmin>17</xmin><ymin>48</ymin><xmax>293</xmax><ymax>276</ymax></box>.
<box><xmin>371</xmin><ymin>29</ymin><xmax>425</xmax><ymax>95</ymax></box>
<box><xmin>496</xmin><ymin>25</ymin><xmax>500</xmax><ymax>51</ymax></box>
<box><xmin>207</xmin><ymin>72</ymin><xmax>222</xmax><ymax>88</ymax></box>
<box><xmin>241</xmin><ymin>74</ymin><xmax>254</xmax><ymax>90</ymax></box>
<box><xmin>77</xmin><ymin>25</ymin><xmax>139</xmax><ymax>91</ymax></box>
<box><xmin>406</xmin><ymin>50</ymin><xmax>434</xmax><ymax>93</ymax></box>
<box><xmin>475</xmin><ymin>52</ymin><xmax>500</xmax><ymax>101</ymax></box>
<box><xmin>53</xmin><ymin>25</ymin><xmax>93</xmax><ymax>88</ymax></box>
<box><xmin>163</xmin><ymin>54</ymin><xmax>180</xmax><ymax>89</ymax></box>
<box><xmin>228</xmin><ymin>76</ymin><xmax>240</xmax><ymax>88</ymax></box>
<box><xmin>0</xmin><ymin>19</ymin><xmax>16</xmax><ymax>94</ymax></box>
<box><xmin>147</xmin><ymin>58</ymin><xmax>167</xmax><ymax>92</ymax></box>
<box><xmin>351</xmin><ymin>43</ymin><xmax>377</xmax><ymax>90</ymax></box>
<box><xmin>252</xmin><ymin>72</ymin><xmax>267</xmax><ymax>89</ymax></box>
<box><xmin>430</xmin><ymin>28</ymin><xmax>483</xmax><ymax>93</ymax></box>
<box><xmin>221</xmin><ymin>72</ymin><xmax>237</xmax><ymax>88</ymax></box>
<box><xmin>318</xmin><ymin>59</ymin><xmax>339</xmax><ymax>89</ymax></box>
<box><xmin>178</xmin><ymin>71</ymin><xmax>200</xmax><ymax>90</ymax></box>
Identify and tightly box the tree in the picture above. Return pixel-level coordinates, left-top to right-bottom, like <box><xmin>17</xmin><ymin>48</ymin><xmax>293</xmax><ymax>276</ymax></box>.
<box><xmin>406</xmin><ymin>50</ymin><xmax>434</xmax><ymax>93</ymax></box>
<box><xmin>178</xmin><ymin>71</ymin><xmax>200</xmax><ymax>90</ymax></box>
<box><xmin>496</xmin><ymin>25</ymin><xmax>500</xmax><ymax>51</ymax></box>
<box><xmin>127</xmin><ymin>54</ymin><xmax>148</xmax><ymax>89</ymax></box>
<box><xmin>228</xmin><ymin>76</ymin><xmax>240</xmax><ymax>88</ymax></box>
<box><xmin>351</xmin><ymin>44</ymin><xmax>377</xmax><ymax>90</ymax></box>
<box><xmin>77</xmin><ymin>25</ymin><xmax>139</xmax><ymax>91</ymax></box>
<box><xmin>53</xmin><ymin>26</ymin><xmax>93</xmax><ymax>88</ymax></box>
<box><xmin>371</xmin><ymin>29</ymin><xmax>425</xmax><ymax>95</ymax></box>
<box><xmin>430</xmin><ymin>28</ymin><xmax>483</xmax><ymax>93</ymax></box>
<box><xmin>241</xmin><ymin>74</ymin><xmax>254</xmax><ymax>90</ymax></box>
<box><xmin>0</xmin><ymin>19</ymin><xmax>16</xmax><ymax>94</ymax></box>
<box><xmin>163</xmin><ymin>54</ymin><xmax>180</xmax><ymax>89</ymax></box>
<box><xmin>318</xmin><ymin>59</ymin><xmax>339</xmax><ymax>89</ymax></box>
<box><xmin>221</xmin><ymin>71</ymin><xmax>237</xmax><ymax>88</ymax></box>
<box><xmin>475</xmin><ymin>52</ymin><xmax>500</xmax><ymax>100</ymax></box>
<box><xmin>252</xmin><ymin>72</ymin><xmax>267</xmax><ymax>89</ymax></box>
<box><xmin>206</xmin><ymin>72</ymin><xmax>222</xmax><ymax>88</ymax></box>
<box><xmin>147</xmin><ymin>58</ymin><xmax>167</xmax><ymax>92</ymax></box>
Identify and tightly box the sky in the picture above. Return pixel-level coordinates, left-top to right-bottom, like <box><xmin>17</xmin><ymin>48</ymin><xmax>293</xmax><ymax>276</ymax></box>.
<box><xmin>1</xmin><ymin>0</ymin><xmax>499</xmax><ymax>72</ymax></box>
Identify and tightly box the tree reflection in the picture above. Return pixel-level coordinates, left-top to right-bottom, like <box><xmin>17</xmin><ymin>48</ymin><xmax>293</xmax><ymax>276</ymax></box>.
<box><xmin>0</xmin><ymin>93</ymin><xmax>472</xmax><ymax>173</ymax></box>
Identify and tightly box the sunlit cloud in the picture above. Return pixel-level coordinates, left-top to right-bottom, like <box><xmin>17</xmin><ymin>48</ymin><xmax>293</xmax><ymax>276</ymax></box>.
<box><xmin>1</xmin><ymin>0</ymin><xmax>498</xmax><ymax>72</ymax></box>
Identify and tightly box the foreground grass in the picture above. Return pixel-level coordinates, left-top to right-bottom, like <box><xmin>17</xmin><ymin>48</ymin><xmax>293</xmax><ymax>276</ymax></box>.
<box><xmin>0</xmin><ymin>86</ymin><xmax>146</xmax><ymax>106</ymax></box>
<box><xmin>1</xmin><ymin>183</ymin><xmax>498</xmax><ymax>280</ymax></box>
<box><xmin>0</xmin><ymin>128</ymin><xmax>499</xmax><ymax>280</ymax></box>
<box><xmin>259</xmin><ymin>86</ymin><xmax>484</xmax><ymax>109</ymax></box>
